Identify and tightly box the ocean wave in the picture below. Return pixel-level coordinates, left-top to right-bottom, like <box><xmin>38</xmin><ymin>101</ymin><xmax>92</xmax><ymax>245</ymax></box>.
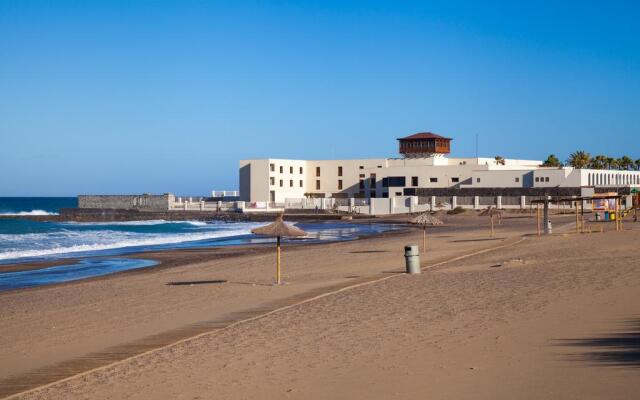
<box><xmin>0</xmin><ymin>210</ymin><xmax>59</xmax><ymax>216</ymax></box>
<box><xmin>0</xmin><ymin>227</ymin><xmax>255</xmax><ymax>261</ymax></box>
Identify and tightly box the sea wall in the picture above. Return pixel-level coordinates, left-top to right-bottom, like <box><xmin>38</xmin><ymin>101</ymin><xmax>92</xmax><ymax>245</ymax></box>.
<box><xmin>56</xmin><ymin>208</ymin><xmax>350</xmax><ymax>222</ymax></box>
<box><xmin>78</xmin><ymin>194</ymin><xmax>174</xmax><ymax>210</ymax></box>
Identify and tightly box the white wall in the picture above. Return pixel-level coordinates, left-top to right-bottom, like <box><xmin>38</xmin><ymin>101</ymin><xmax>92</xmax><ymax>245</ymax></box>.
<box><xmin>463</xmin><ymin>169</ymin><xmax>529</xmax><ymax>188</ymax></box>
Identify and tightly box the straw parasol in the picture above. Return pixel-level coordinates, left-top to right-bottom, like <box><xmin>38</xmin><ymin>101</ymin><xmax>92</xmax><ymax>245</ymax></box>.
<box><xmin>408</xmin><ymin>212</ymin><xmax>443</xmax><ymax>252</ymax></box>
<box><xmin>479</xmin><ymin>206</ymin><xmax>503</xmax><ymax>236</ymax></box>
<box><xmin>251</xmin><ymin>214</ymin><xmax>307</xmax><ymax>285</ymax></box>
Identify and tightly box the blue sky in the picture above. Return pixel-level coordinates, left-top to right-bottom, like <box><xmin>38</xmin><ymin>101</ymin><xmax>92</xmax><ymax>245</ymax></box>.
<box><xmin>1</xmin><ymin>0</ymin><xmax>638</xmax><ymax>196</ymax></box>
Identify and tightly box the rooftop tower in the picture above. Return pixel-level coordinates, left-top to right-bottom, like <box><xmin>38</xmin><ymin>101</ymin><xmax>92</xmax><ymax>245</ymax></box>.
<box><xmin>398</xmin><ymin>132</ymin><xmax>452</xmax><ymax>158</ymax></box>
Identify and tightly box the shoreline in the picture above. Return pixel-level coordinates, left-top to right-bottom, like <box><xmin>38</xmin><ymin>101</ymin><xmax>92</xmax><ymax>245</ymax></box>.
<box><xmin>0</xmin><ymin>220</ymin><xmax>413</xmax><ymax>293</ymax></box>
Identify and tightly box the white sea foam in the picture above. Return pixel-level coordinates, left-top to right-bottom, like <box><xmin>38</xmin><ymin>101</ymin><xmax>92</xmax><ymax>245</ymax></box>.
<box><xmin>0</xmin><ymin>227</ymin><xmax>257</xmax><ymax>261</ymax></box>
<box><xmin>0</xmin><ymin>210</ymin><xmax>59</xmax><ymax>216</ymax></box>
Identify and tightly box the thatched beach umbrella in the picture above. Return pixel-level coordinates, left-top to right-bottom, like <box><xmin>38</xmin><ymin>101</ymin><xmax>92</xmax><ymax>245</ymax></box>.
<box><xmin>251</xmin><ymin>214</ymin><xmax>307</xmax><ymax>285</ymax></box>
<box><xmin>479</xmin><ymin>207</ymin><xmax>503</xmax><ymax>237</ymax></box>
<box><xmin>409</xmin><ymin>213</ymin><xmax>443</xmax><ymax>252</ymax></box>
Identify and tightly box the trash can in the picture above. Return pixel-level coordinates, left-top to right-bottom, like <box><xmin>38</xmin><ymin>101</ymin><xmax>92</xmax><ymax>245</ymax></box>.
<box><xmin>404</xmin><ymin>245</ymin><xmax>421</xmax><ymax>274</ymax></box>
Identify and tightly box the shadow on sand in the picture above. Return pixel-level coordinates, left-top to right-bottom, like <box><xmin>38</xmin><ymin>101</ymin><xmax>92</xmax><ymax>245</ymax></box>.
<box><xmin>556</xmin><ymin>317</ymin><xmax>640</xmax><ymax>368</ymax></box>
<box><xmin>166</xmin><ymin>280</ymin><xmax>227</xmax><ymax>286</ymax></box>
<box><xmin>166</xmin><ymin>280</ymin><xmax>275</xmax><ymax>287</ymax></box>
<box><xmin>349</xmin><ymin>250</ymin><xmax>390</xmax><ymax>254</ymax></box>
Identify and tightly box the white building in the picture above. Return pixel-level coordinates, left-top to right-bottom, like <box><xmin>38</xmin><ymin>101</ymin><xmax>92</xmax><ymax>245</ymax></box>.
<box><xmin>239</xmin><ymin>132</ymin><xmax>640</xmax><ymax>204</ymax></box>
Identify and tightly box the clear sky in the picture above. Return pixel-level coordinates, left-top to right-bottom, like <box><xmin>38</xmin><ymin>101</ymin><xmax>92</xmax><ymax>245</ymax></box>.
<box><xmin>1</xmin><ymin>1</ymin><xmax>638</xmax><ymax>196</ymax></box>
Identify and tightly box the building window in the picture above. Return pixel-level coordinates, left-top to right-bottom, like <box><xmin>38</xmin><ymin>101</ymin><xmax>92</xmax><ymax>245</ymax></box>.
<box><xmin>299</xmin><ymin>167</ymin><xmax>303</xmax><ymax>174</ymax></box>
<box><xmin>359</xmin><ymin>166</ymin><xmax>364</xmax><ymax>169</ymax></box>
<box><xmin>382</xmin><ymin>177</ymin><xmax>406</xmax><ymax>187</ymax></box>
<box><xmin>270</xmin><ymin>177</ymin><xmax>275</xmax><ymax>185</ymax></box>
<box><xmin>338</xmin><ymin>166</ymin><xmax>343</xmax><ymax>176</ymax></box>
<box><xmin>411</xmin><ymin>176</ymin><xmax>419</xmax><ymax>187</ymax></box>
<box><xmin>515</xmin><ymin>177</ymin><xmax>520</xmax><ymax>183</ymax></box>
<box><xmin>316</xmin><ymin>167</ymin><xmax>321</xmax><ymax>177</ymax></box>
<box><xmin>316</xmin><ymin>180</ymin><xmax>321</xmax><ymax>190</ymax></box>
<box><xmin>452</xmin><ymin>177</ymin><xmax>460</xmax><ymax>183</ymax></box>
<box><xmin>290</xmin><ymin>180</ymin><xmax>293</xmax><ymax>187</ymax></box>
<box><xmin>395</xmin><ymin>192</ymin><xmax>402</xmax><ymax>196</ymax></box>
<box><xmin>430</xmin><ymin>177</ymin><xmax>438</xmax><ymax>183</ymax></box>
<box><xmin>476</xmin><ymin>178</ymin><xmax>481</xmax><ymax>183</ymax></box>
<box><xmin>289</xmin><ymin>166</ymin><xmax>293</xmax><ymax>174</ymax></box>
<box><xmin>299</xmin><ymin>180</ymin><xmax>303</xmax><ymax>187</ymax></box>
<box><xmin>545</xmin><ymin>177</ymin><xmax>550</xmax><ymax>182</ymax></box>
<box><xmin>279</xmin><ymin>166</ymin><xmax>283</xmax><ymax>173</ymax></box>
<box><xmin>535</xmin><ymin>177</ymin><xmax>540</xmax><ymax>182</ymax></box>
<box><xmin>359</xmin><ymin>174</ymin><xmax>365</xmax><ymax>178</ymax></box>
<box><xmin>279</xmin><ymin>180</ymin><xmax>283</xmax><ymax>187</ymax></box>
<box><xmin>377</xmin><ymin>165</ymin><xmax>382</xmax><ymax>168</ymax></box>
<box><xmin>359</xmin><ymin>179</ymin><xmax>365</xmax><ymax>189</ymax></box>
<box><xmin>338</xmin><ymin>180</ymin><xmax>343</xmax><ymax>190</ymax></box>
<box><xmin>270</xmin><ymin>163</ymin><xmax>275</xmax><ymax>172</ymax></box>
<box><xmin>370</xmin><ymin>173</ymin><xmax>376</xmax><ymax>187</ymax></box>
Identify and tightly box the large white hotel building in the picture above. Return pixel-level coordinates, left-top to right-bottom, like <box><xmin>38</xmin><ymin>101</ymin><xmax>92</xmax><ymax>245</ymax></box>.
<box><xmin>239</xmin><ymin>132</ymin><xmax>640</xmax><ymax>204</ymax></box>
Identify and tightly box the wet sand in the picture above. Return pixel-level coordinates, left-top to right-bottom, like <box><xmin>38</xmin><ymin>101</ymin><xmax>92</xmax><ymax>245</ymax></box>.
<box><xmin>2</xmin><ymin>213</ymin><xmax>638</xmax><ymax>399</ymax></box>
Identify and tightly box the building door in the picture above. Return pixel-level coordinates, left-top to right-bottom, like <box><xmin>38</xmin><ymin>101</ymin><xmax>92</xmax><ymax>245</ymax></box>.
<box><xmin>270</xmin><ymin>191</ymin><xmax>275</xmax><ymax>202</ymax></box>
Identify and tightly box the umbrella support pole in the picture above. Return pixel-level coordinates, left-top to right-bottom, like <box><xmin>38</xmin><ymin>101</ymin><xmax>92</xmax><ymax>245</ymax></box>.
<box><xmin>276</xmin><ymin>236</ymin><xmax>281</xmax><ymax>285</ymax></box>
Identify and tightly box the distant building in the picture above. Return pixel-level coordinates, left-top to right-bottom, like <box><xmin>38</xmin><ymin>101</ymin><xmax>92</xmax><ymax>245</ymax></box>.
<box><xmin>239</xmin><ymin>132</ymin><xmax>640</xmax><ymax>203</ymax></box>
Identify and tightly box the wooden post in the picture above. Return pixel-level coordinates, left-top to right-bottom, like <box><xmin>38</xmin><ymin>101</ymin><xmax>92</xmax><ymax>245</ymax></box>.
<box><xmin>536</xmin><ymin>204</ymin><xmax>541</xmax><ymax>236</ymax></box>
<box><xmin>619</xmin><ymin>198</ymin><xmax>623</xmax><ymax>231</ymax></box>
<box><xmin>618</xmin><ymin>198</ymin><xmax>623</xmax><ymax>231</ymax></box>
<box><xmin>575</xmin><ymin>201</ymin><xmax>579</xmax><ymax>234</ymax></box>
<box><xmin>276</xmin><ymin>236</ymin><xmax>281</xmax><ymax>285</ymax></box>
<box><xmin>615</xmin><ymin>199</ymin><xmax>620</xmax><ymax>232</ymax></box>
<box><xmin>423</xmin><ymin>227</ymin><xmax>427</xmax><ymax>253</ymax></box>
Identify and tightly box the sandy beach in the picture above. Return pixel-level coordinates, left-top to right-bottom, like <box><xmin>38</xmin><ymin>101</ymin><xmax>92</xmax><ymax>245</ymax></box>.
<box><xmin>1</xmin><ymin>213</ymin><xmax>639</xmax><ymax>399</ymax></box>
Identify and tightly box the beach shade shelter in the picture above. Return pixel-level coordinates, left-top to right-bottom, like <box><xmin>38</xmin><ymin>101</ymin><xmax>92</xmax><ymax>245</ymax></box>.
<box><xmin>251</xmin><ymin>215</ymin><xmax>307</xmax><ymax>285</ymax></box>
<box><xmin>408</xmin><ymin>213</ymin><xmax>443</xmax><ymax>252</ymax></box>
<box><xmin>479</xmin><ymin>207</ymin><xmax>503</xmax><ymax>237</ymax></box>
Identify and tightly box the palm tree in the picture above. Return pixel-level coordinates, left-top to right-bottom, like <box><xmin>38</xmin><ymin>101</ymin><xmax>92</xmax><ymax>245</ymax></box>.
<box><xmin>606</xmin><ymin>157</ymin><xmax>615</xmax><ymax>169</ymax></box>
<box><xmin>542</xmin><ymin>154</ymin><xmax>562</xmax><ymax>167</ymax></box>
<box><xmin>494</xmin><ymin>156</ymin><xmax>506</xmax><ymax>166</ymax></box>
<box><xmin>590</xmin><ymin>155</ymin><xmax>608</xmax><ymax>169</ymax></box>
<box><xmin>610</xmin><ymin>158</ymin><xmax>620</xmax><ymax>170</ymax></box>
<box><xmin>636</xmin><ymin>159</ymin><xmax>640</xmax><ymax>171</ymax></box>
<box><xmin>567</xmin><ymin>151</ymin><xmax>591</xmax><ymax>169</ymax></box>
<box><xmin>619</xmin><ymin>155</ymin><xmax>634</xmax><ymax>170</ymax></box>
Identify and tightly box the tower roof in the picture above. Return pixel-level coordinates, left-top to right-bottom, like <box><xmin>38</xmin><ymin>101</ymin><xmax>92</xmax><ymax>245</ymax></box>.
<box><xmin>398</xmin><ymin>132</ymin><xmax>452</xmax><ymax>140</ymax></box>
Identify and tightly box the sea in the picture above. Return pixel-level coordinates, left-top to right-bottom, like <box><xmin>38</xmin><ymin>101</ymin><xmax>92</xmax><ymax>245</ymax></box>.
<box><xmin>0</xmin><ymin>197</ymin><xmax>394</xmax><ymax>291</ymax></box>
